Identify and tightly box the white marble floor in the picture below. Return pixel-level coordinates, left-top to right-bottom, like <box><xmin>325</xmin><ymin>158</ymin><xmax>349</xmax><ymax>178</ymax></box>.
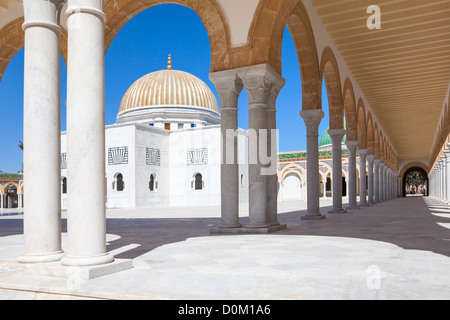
<box><xmin>0</xmin><ymin>197</ymin><xmax>450</xmax><ymax>300</ymax></box>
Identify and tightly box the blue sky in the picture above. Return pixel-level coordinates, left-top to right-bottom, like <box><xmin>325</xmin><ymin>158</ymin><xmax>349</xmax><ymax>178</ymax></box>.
<box><xmin>0</xmin><ymin>4</ymin><xmax>329</xmax><ymax>173</ymax></box>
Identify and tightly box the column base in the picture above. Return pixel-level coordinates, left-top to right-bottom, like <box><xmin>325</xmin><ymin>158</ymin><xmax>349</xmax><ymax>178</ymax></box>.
<box><xmin>246</xmin><ymin>223</ymin><xmax>272</xmax><ymax>229</ymax></box>
<box><xmin>210</xmin><ymin>224</ymin><xmax>286</xmax><ymax>234</ymax></box>
<box><xmin>61</xmin><ymin>252</ymin><xmax>114</xmax><ymax>267</ymax></box>
<box><xmin>328</xmin><ymin>208</ymin><xmax>347</xmax><ymax>214</ymax></box>
<box><xmin>368</xmin><ymin>201</ymin><xmax>376</xmax><ymax>206</ymax></box>
<box><xmin>346</xmin><ymin>205</ymin><xmax>360</xmax><ymax>211</ymax></box>
<box><xmin>2</xmin><ymin>259</ymin><xmax>132</xmax><ymax>281</ymax></box>
<box><xmin>18</xmin><ymin>250</ymin><xmax>65</xmax><ymax>264</ymax></box>
<box><xmin>218</xmin><ymin>223</ymin><xmax>242</xmax><ymax>229</ymax></box>
<box><xmin>359</xmin><ymin>203</ymin><xmax>370</xmax><ymax>207</ymax></box>
<box><xmin>301</xmin><ymin>214</ymin><xmax>326</xmax><ymax>220</ymax></box>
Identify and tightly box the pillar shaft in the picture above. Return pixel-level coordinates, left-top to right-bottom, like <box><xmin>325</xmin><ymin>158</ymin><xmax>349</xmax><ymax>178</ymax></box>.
<box><xmin>210</xmin><ymin>72</ymin><xmax>243</xmax><ymax>228</ymax></box>
<box><xmin>62</xmin><ymin>0</ymin><xmax>113</xmax><ymax>266</ymax></box>
<box><xmin>241</xmin><ymin>65</ymin><xmax>284</xmax><ymax>228</ymax></box>
<box><xmin>346</xmin><ymin>141</ymin><xmax>359</xmax><ymax>210</ymax></box>
<box><xmin>378</xmin><ymin>163</ymin><xmax>385</xmax><ymax>202</ymax></box>
<box><xmin>374</xmin><ymin>160</ymin><xmax>380</xmax><ymax>203</ymax></box>
<box><xmin>367</xmin><ymin>155</ymin><xmax>375</xmax><ymax>205</ymax></box>
<box><xmin>358</xmin><ymin>149</ymin><xmax>369</xmax><ymax>207</ymax></box>
<box><xmin>441</xmin><ymin>156</ymin><xmax>447</xmax><ymax>202</ymax></box>
<box><xmin>300</xmin><ymin>109</ymin><xmax>325</xmax><ymax>220</ymax></box>
<box><xmin>19</xmin><ymin>0</ymin><xmax>65</xmax><ymax>264</ymax></box>
<box><xmin>445</xmin><ymin>151</ymin><xmax>450</xmax><ymax>202</ymax></box>
<box><xmin>266</xmin><ymin>83</ymin><xmax>284</xmax><ymax>226</ymax></box>
<box><xmin>328</xmin><ymin>129</ymin><xmax>346</xmax><ymax>214</ymax></box>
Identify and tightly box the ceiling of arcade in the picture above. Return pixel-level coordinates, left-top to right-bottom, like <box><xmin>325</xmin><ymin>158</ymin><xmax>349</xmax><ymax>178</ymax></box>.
<box><xmin>311</xmin><ymin>0</ymin><xmax>450</xmax><ymax>161</ymax></box>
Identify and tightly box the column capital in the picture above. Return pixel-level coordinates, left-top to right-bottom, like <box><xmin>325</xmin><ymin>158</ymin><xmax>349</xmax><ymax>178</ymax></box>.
<box><xmin>367</xmin><ymin>154</ymin><xmax>376</xmax><ymax>163</ymax></box>
<box><xmin>238</xmin><ymin>64</ymin><xmax>285</xmax><ymax>105</ymax></box>
<box><xmin>22</xmin><ymin>0</ymin><xmax>66</xmax><ymax>33</ymax></box>
<box><xmin>300</xmin><ymin>109</ymin><xmax>325</xmax><ymax>136</ymax></box>
<box><xmin>444</xmin><ymin>150</ymin><xmax>450</xmax><ymax>163</ymax></box>
<box><xmin>358</xmin><ymin>149</ymin><xmax>369</xmax><ymax>157</ymax></box>
<box><xmin>209</xmin><ymin>71</ymin><xmax>243</xmax><ymax>109</ymax></box>
<box><xmin>267</xmin><ymin>81</ymin><xmax>285</xmax><ymax>111</ymax></box>
<box><xmin>328</xmin><ymin>128</ymin><xmax>346</xmax><ymax>143</ymax></box>
<box><xmin>345</xmin><ymin>140</ymin><xmax>359</xmax><ymax>153</ymax></box>
<box><xmin>66</xmin><ymin>0</ymin><xmax>106</xmax><ymax>21</ymax></box>
<box><xmin>374</xmin><ymin>159</ymin><xmax>381</xmax><ymax>165</ymax></box>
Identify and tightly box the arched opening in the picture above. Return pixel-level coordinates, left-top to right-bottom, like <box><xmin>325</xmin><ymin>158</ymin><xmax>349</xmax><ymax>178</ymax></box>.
<box><xmin>62</xmin><ymin>177</ymin><xmax>67</xmax><ymax>194</ymax></box>
<box><xmin>276</xmin><ymin>25</ymin><xmax>303</xmax><ymax>153</ymax></box>
<box><xmin>343</xmin><ymin>78</ymin><xmax>358</xmax><ymax>142</ymax></box>
<box><xmin>105</xmin><ymin>4</ymin><xmax>216</xmax><ymax>126</ymax></box>
<box><xmin>149</xmin><ymin>173</ymin><xmax>158</xmax><ymax>192</ymax></box>
<box><xmin>0</xmin><ymin>48</ymin><xmax>24</xmax><ymax>174</ymax></box>
<box><xmin>193</xmin><ymin>173</ymin><xmax>203</xmax><ymax>191</ymax></box>
<box><xmin>114</xmin><ymin>173</ymin><xmax>125</xmax><ymax>192</ymax></box>
<box><xmin>280</xmin><ymin>172</ymin><xmax>302</xmax><ymax>201</ymax></box>
<box><xmin>342</xmin><ymin>173</ymin><xmax>347</xmax><ymax>197</ymax></box>
<box><xmin>403</xmin><ymin>167</ymin><xmax>429</xmax><ymax>197</ymax></box>
<box><xmin>6</xmin><ymin>184</ymin><xmax>18</xmax><ymax>209</ymax></box>
<box><xmin>326</xmin><ymin>172</ymin><xmax>332</xmax><ymax>198</ymax></box>
<box><xmin>0</xmin><ymin>46</ymin><xmax>68</xmax><ymax>175</ymax></box>
<box><xmin>319</xmin><ymin>174</ymin><xmax>325</xmax><ymax>198</ymax></box>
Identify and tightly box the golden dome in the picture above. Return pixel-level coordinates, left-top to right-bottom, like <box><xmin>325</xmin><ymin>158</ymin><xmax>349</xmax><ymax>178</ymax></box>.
<box><xmin>119</xmin><ymin>69</ymin><xmax>219</xmax><ymax>113</ymax></box>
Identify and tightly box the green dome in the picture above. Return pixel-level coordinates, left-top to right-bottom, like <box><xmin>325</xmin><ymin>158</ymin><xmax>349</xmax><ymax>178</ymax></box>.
<box><xmin>319</xmin><ymin>119</ymin><xmax>347</xmax><ymax>147</ymax></box>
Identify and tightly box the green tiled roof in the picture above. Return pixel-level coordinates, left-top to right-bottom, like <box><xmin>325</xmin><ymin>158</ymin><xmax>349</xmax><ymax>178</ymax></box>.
<box><xmin>278</xmin><ymin>149</ymin><xmax>348</xmax><ymax>160</ymax></box>
<box><xmin>0</xmin><ymin>173</ymin><xmax>23</xmax><ymax>179</ymax></box>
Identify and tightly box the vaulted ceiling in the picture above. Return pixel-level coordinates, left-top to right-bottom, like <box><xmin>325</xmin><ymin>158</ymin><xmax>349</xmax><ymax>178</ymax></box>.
<box><xmin>312</xmin><ymin>0</ymin><xmax>450</xmax><ymax>160</ymax></box>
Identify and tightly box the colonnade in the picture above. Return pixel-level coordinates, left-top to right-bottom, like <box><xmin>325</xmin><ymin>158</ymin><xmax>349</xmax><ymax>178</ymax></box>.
<box><xmin>19</xmin><ymin>0</ymin><xmax>402</xmax><ymax>266</ymax></box>
<box><xmin>429</xmin><ymin>147</ymin><xmax>450</xmax><ymax>201</ymax></box>
<box><xmin>0</xmin><ymin>193</ymin><xmax>24</xmax><ymax>209</ymax></box>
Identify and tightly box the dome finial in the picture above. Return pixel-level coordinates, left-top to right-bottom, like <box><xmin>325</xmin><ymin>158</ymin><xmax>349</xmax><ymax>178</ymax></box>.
<box><xmin>167</xmin><ymin>54</ymin><xmax>173</xmax><ymax>70</ymax></box>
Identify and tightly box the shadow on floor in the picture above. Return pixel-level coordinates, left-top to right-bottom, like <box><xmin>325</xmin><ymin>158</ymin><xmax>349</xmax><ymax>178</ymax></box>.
<box><xmin>1</xmin><ymin>197</ymin><xmax>449</xmax><ymax>260</ymax></box>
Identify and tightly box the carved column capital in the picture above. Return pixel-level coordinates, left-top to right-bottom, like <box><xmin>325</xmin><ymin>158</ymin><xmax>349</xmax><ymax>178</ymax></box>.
<box><xmin>209</xmin><ymin>71</ymin><xmax>243</xmax><ymax>110</ymax></box>
<box><xmin>300</xmin><ymin>109</ymin><xmax>325</xmax><ymax>137</ymax></box>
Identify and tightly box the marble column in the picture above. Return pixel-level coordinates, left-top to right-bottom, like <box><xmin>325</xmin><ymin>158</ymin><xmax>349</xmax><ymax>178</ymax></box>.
<box><xmin>389</xmin><ymin>171</ymin><xmax>393</xmax><ymax>199</ymax></box>
<box><xmin>367</xmin><ymin>155</ymin><xmax>375</xmax><ymax>205</ymax></box>
<box><xmin>300</xmin><ymin>109</ymin><xmax>325</xmax><ymax>220</ymax></box>
<box><xmin>328</xmin><ymin>129</ymin><xmax>346</xmax><ymax>214</ymax></box>
<box><xmin>346</xmin><ymin>141</ymin><xmax>359</xmax><ymax>210</ymax></box>
<box><xmin>445</xmin><ymin>150</ymin><xmax>450</xmax><ymax>202</ymax></box>
<box><xmin>382</xmin><ymin>165</ymin><xmax>388</xmax><ymax>201</ymax></box>
<box><xmin>358</xmin><ymin>149</ymin><xmax>369</xmax><ymax>207</ymax></box>
<box><xmin>441</xmin><ymin>156</ymin><xmax>447</xmax><ymax>202</ymax></box>
<box><xmin>266</xmin><ymin>81</ymin><xmax>285</xmax><ymax>226</ymax></box>
<box><xmin>440</xmin><ymin>163</ymin><xmax>443</xmax><ymax>199</ymax></box>
<box><xmin>18</xmin><ymin>0</ymin><xmax>65</xmax><ymax>264</ymax></box>
<box><xmin>0</xmin><ymin>194</ymin><xmax>3</xmax><ymax>209</ymax></box>
<box><xmin>378</xmin><ymin>163</ymin><xmax>385</xmax><ymax>202</ymax></box>
<box><xmin>241</xmin><ymin>65</ymin><xmax>282</xmax><ymax>228</ymax></box>
<box><xmin>210</xmin><ymin>71</ymin><xmax>243</xmax><ymax>228</ymax></box>
<box><xmin>373</xmin><ymin>159</ymin><xmax>380</xmax><ymax>203</ymax></box>
<box><xmin>61</xmin><ymin>0</ymin><xmax>113</xmax><ymax>266</ymax></box>
<box><xmin>386</xmin><ymin>169</ymin><xmax>391</xmax><ymax>200</ymax></box>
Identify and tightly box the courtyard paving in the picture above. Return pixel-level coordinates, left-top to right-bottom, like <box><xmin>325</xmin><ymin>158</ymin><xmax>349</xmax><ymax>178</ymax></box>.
<box><xmin>0</xmin><ymin>196</ymin><xmax>449</xmax><ymax>300</ymax></box>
